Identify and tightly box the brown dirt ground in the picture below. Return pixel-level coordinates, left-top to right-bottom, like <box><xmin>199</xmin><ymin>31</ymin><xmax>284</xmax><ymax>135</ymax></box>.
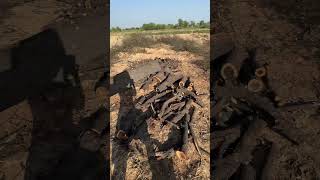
<box><xmin>0</xmin><ymin>1</ymin><xmax>108</xmax><ymax>179</ymax></box>
<box><xmin>110</xmin><ymin>33</ymin><xmax>210</xmax><ymax>179</ymax></box>
<box><xmin>212</xmin><ymin>0</ymin><xmax>320</xmax><ymax>179</ymax></box>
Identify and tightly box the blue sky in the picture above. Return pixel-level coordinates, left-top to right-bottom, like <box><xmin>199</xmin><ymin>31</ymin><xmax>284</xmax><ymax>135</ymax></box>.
<box><xmin>111</xmin><ymin>0</ymin><xmax>210</xmax><ymax>28</ymax></box>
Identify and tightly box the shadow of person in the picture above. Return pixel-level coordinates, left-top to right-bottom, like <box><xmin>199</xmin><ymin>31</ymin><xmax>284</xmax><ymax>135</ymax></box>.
<box><xmin>0</xmin><ymin>29</ymin><xmax>108</xmax><ymax>180</ymax></box>
<box><xmin>110</xmin><ymin>71</ymin><xmax>177</xmax><ymax>180</ymax></box>
<box><xmin>133</xmin><ymin>118</ymin><xmax>178</xmax><ymax>180</ymax></box>
<box><xmin>26</xmin><ymin>90</ymin><xmax>108</xmax><ymax>180</ymax></box>
<box><xmin>110</xmin><ymin>71</ymin><xmax>136</xmax><ymax>179</ymax></box>
<box><xmin>0</xmin><ymin>29</ymin><xmax>71</xmax><ymax>111</ymax></box>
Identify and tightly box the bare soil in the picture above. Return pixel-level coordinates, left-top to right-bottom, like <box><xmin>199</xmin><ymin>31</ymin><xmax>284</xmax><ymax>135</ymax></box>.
<box><xmin>0</xmin><ymin>1</ymin><xmax>109</xmax><ymax>179</ymax></box>
<box><xmin>212</xmin><ymin>0</ymin><xmax>320</xmax><ymax>179</ymax></box>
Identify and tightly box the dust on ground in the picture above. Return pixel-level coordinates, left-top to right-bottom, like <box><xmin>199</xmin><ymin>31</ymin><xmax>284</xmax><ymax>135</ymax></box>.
<box><xmin>110</xmin><ymin>33</ymin><xmax>210</xmax><ymax>179</ymax></box>
<box><xmin>212</xmin><ymin>0</ymin><xmax>320</xmax><ymax>179</ymax></box>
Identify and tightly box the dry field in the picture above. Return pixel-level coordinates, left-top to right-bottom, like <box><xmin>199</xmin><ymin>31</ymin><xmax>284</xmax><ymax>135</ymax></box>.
<box><xmin>110</xmin><ymin>32</ymin><xmax>210</xmax><ymax>179</ymax></box>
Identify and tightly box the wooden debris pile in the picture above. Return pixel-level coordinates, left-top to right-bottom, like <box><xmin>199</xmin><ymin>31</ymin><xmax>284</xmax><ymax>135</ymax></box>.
<box><xmin>211</xmin><ymin>33</ymin><xmax>302</xmax><ymax>179</ymax></box>
<box><xmin>133</xmin><ymin>58</ymin><xmax>205</xmax><ymax>160</ymax></box>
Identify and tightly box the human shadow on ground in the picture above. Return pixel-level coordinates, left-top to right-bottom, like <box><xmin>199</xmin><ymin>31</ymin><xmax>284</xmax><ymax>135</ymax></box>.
<box><xmin>0</xmin><ymin>29</ymin><xmax>108</xmax><ymax>180</ymax></box>
<box><xmin>110</xmin><ymin>71</ymin><xmax>178</xmax><ymax>180</ymax></box>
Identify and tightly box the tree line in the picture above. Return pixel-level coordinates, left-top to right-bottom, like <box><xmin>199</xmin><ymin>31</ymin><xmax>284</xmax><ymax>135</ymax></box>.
<box><xmin>111</xmin><ymin>19</ymin><xmax>210</xmax><ymax>32</ymax></box>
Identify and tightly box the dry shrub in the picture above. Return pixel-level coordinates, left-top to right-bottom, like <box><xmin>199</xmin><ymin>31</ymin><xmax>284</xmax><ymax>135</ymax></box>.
<box><xmin>111</xmin><ymin>33</ymin><xmax>210</xmax><ymax>70</ymax></box>
<box><xmin>111</xmin><ymin>33</ymin><xmax>155</xmax><ymax>62</ymax></box>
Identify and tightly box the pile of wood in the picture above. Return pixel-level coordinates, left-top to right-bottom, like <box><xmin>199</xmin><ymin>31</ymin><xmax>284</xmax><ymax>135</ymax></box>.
<box><xmin>211</xmin><ymin>34</ymin><xmax>298</xmax><ymax>179</ymax></box>
<box><xmin>133</xmin><ymin>58</ymin><xmax>205</xmax><ymax>160</ymax></box>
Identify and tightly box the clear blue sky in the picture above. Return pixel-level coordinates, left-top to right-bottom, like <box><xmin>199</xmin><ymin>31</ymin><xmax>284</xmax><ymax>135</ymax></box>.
<box><xmin>111</xmin><ymin>0</ymin><xmax>210</xmax><ymax>28</ymax></box>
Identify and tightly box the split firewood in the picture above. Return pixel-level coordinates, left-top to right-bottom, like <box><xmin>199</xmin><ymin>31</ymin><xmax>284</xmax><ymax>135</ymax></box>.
<box><xmin>162</xmin><ymin>101</ymin><xmax>186</xmax><ymax>117</ymax></box>
<box><xmin>124</xmin><ymin>59</ymin><xmax>207</xmax><ymax>162</ymax></box>
<box><xmin>137</xmin><ymin>90</ymin><xmax>172</xmax><ymax>110</ymax></box>
<box><xmin>175</xmin><ymin>88</ymin><xmax>204</xmax><ymax>107</ymax></box>
<box><xmin>158</xmin><ymin>96</ymin><xmax>179</xmax><ymax>118</ymax></box>
<box><xmin>136</xmin><ymin>91</ymin><xmax>157</xmax><ymax>105</ymax></box>
<box><xmin>156</xmin><ymin>73</ymin><xmax>184</xmax><ymax>92</ymax></box>
<box><xmin>171</xmin><ymin>100</ymin><xmax>193</xmax><ymax>123</ymax></box>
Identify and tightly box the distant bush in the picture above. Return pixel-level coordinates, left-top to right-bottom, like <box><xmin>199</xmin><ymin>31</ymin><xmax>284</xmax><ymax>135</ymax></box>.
<box><xmin>111</xmin><ymin>33</ymin><xmax>210</xmax><ymax>70</ymax></box>
<box><xmin>110</xmin><ymin>19</ymin><xmax>209</xmax><ymax>32</ymax></box>
<box><xmin>110</xmin><ymin>33</ymin><xmax>155</xmax><ymax>62</ymax></box>
<box><xmin>111</xmin><ymin>27</ymin><xmax>122</xmax><ymax>32</ymax></box>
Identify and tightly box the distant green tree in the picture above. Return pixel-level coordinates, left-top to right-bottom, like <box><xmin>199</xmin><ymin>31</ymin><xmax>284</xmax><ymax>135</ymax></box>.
<box><xmin>142</xmin><ymin>23</ymin><xmax>169</xmax><ymax>30</ymax></box>
<box><xmin>206</xmin><ymin>22</ymin><xmax>210</xmax><ymax>28</ymax></box>
<box><xmin>142</xmin><ymin>23</ymin><xmax>158</xmax><ymax>30</ymax></box>
<box><xmin>111</xmin><ymin>27</ymin><xmax>122</xmax><ymax>32</ymax></box>
<box><xmin>190</xmin><ymin>21</ymin><xmax>196</xmax><ymax>27</ymax></box>
<box><xmin>167</xmin><ymin>24</ymin><xmax>174</xmax><ymax>29</ymax></box>
<box><xmin>178</xmin><ymin>19</ymin><xmax>184</xmax><ymax>28</ymax></box>
<box><xmin>199</xmin><ymin>20</ymin><xmax>207</xmax><ymax>28</ymax></box>
<box><xmin>182</xmin><ymin>20</ymin><xmax>189</xmax><ymax>28</ymax></box>
<box><xmin>158</xmin><ymin>24</ymin><xmax>166</xmax><ymax>29</ymax></box>
<box><xmin>115</xmin><ymin>19</ymin><xmax>209</xmax><ymax>31</ymax></box>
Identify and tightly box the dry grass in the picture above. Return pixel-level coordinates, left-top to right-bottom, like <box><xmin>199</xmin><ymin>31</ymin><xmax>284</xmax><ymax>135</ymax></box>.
<box><xmin>111</xmin><ymin>28</ymin><xmax>209</xmax><ymax>36</ymax></box>
<box><xmin>110</xmin><ymin>32</ymin><xmax>210</xmax><ymax>179</ymax></box>
<box><xmin>110</xmin><ymin>34</ymin><xmax>153</xmax><ymax>62</ymax></box>
<box><xmin>110</xmin><ymin>33</ymin><xmax>210</xmax><ymax>70</ymax></box>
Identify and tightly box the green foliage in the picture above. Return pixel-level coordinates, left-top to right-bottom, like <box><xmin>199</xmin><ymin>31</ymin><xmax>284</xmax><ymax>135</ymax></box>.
<box><xmin>198</xmin><ymin>20</ymin><xmax>209</xmax><ymax>28</ymax></box>
<box><xmin>111</xmin><ymin>19</ymin><xmax>209</xmax><ymax>31</ymax></box>
<box><xmin>110</xmin><ymin>27</ymin><xmax>122</xmax><ymax>32</ymax></box>
<box><xmin>190</xmin><ymin>21</ymin><xmax>196</xmax><ymax>27</ymax></box>
<box><xmin>141</xmin><ymin>23</ymin><xmax>167</xmax><ymax>30</ymax></box>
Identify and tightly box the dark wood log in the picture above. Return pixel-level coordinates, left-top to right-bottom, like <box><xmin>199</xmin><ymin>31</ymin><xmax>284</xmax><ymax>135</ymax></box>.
<box><xmin>178</xmin><ymin>76</ymin><xmax>189</xmax><ymax>88</ymax></box>
<box><xmin>189</xmin><ymin>118</ymin><xmax>202</xmax><ymax>157</ymax></box>
<box><xmin>162</xmin><ymin>101</ymin><xmax>186</xmax><ymax>117</ymax></box>
<box><xmin>158</xmin><ymin>96</ymin><xmax>179</xmax><ymax>118</ymax></box>
<box><xmin>156</xmin><ymin>73</ymin><xmax>184</xmax><ymax>92</ymax></box>
<box><xmin>175</xmin><ymin>88</ymin><xmax>204</xmax><ymax>107</ymax></box>
<box><xmin>182</xmin><ymin>116</ymin><xmax>189</xmax><ymax>153</ymax></box>
<box><xmin>140</xmin><ymin>70</ymin><xmax>168</xmax><ymax>91</ymax></box>
<box><xmin>136</xmin><ymin>90</ymin><xmax>172</xmax><ymax>110</ymax></box>
<box><xmin>171</xmin><ymin>100</ymin><xmax>193</xmax><ymax>123</ymax></box>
